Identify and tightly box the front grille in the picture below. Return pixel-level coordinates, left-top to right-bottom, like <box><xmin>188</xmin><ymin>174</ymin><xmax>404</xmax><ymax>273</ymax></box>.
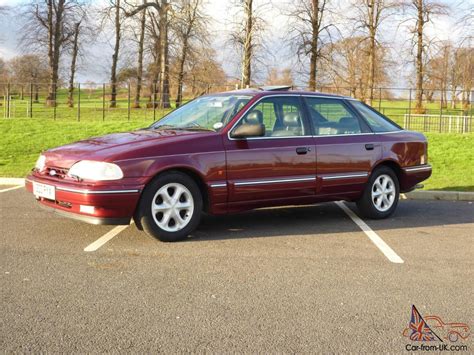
<box><xmin>44</xmin><ymin>166</ymin><xmax>69</xmax><ymax>179</ymax></box>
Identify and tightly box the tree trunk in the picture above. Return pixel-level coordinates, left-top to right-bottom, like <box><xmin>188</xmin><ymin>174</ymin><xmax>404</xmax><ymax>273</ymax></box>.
<box><xmin>46</xmin><ymin>0</ymin><xmax>54</xmax><ymax>106</ymax></box>
<box><xmin>46</xmin><ymin>0</ymin><xmax>66</xmax><ymax>107</ymax></box>
<box><xmin>241</xmin><ymin>0</ymin><xmax>253</xmax><ymax>88</ymax></box>
<box><xmin>110</xmin><ymin>0</ymin><xmax>121</xmax><ymax>108</ymax></box>
<box><xmin>67</xmin><ymin>22</ymin><xmax>80</xmax><ymax>108</ymax></box>
<box><xmin>175</xmin><ymin>43</ymin><xmax>188</xmax><ymax>108</ymax></box>
<box><xmin>158</xmin><ymin>4</ymin><xmax>170</xmax><ymax>109</ymax></box>
<box><xmin>308</xmin><ymin>0</ymin><xmax>319</xmax><ymax>91</ymax></box>
<box><xmin>366</xmin><ymin>0</ymin><xmax>377</xmax><ymax>105</ymax></box>
<box><xmin>34</xmin><ymin>84</ymin><xmax>39</xmax><ymax>103</ymax></box>
<box><xmin>367</xmin><ymin>32</ymin><xmax>376</xmax><ymax>105</ymax></box>
<box><xmin>415</xmin><ymin>0</ymin><xmax>424</xmax><ymax>113</ymax></box>
<box><xmin>134</xmin><ymin>6</ymin><xmax>146</xmax><ymax>109</ymax></box>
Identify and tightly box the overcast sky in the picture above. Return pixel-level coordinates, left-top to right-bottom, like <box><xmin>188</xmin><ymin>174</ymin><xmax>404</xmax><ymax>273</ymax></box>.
<box><xmin>0</xmin><ymin>0</ymin><xmax>472</xmax><ymax>87</ymax></box>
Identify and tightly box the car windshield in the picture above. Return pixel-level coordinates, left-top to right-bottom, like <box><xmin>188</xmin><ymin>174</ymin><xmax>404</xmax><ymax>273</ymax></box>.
<box><xmin>149</xmin><ymin>94</ymin><xmax>253</xmax><ymax>132</ymax></box>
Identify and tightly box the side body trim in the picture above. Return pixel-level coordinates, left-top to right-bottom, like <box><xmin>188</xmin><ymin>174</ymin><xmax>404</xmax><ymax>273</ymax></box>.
<box><xmin>321</xmin><ymin>173</ymin><xmax>369</xmax><ymax>180</ymax></box>
<box><xmin>56</xmin><ymin>186</ymin><xmax>140</xmax><ymax>195</ymax></box>
<box><xmin>210</xmin><ymin>183</ymin><xmax>227</xmax><ymax>188</ymax></box>
<box><xmin>403</xmin><ymin>165</ymin><xmax>432</xmax><ymax>173</ymax></box>
<box><xmin>234</xmin><ymin>176</ymin><xmax>316</xmax><ymax>186</ymax></box>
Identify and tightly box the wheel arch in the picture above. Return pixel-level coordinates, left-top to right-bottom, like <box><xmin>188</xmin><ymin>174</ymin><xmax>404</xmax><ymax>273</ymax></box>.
<box><xmin>133</xmin><ymin>166</ymin><xmax>210</xmax><ymax>230</ymax></box>
<box><xmin>372</xmin><ymin>159</ymin><xmax>403</xmax><ymax>183</ymax></box>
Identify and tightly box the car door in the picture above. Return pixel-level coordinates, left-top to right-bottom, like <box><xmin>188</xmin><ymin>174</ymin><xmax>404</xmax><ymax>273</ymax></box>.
<box><xmin>303</xmin><ymin>96</ymin><xmax>381</xmax><ymax>196</ymax></box>
<box><xmin>224</xmin><ymin>95</ymin><xmax>316</xmax><ymax>204</ymax></box>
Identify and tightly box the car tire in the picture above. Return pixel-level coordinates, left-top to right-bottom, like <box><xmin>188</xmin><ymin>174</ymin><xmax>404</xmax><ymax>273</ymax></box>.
<box><xmin>448</xmin><ymin>332</ymin><xmax>459</xmax><ymax>342</ymax></box>
<box><xmin>137</xmin><ymin>171</ymin><xmax>203</xmax><ymax>242</ymax></box>
<box><xmin>356</xmin><ymin>166</ymin><xmax>400</xmax><ymax>219</ymax></box>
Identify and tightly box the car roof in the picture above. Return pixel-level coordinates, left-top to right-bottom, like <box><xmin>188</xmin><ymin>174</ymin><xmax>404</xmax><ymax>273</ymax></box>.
<box><xmin>223</xmin><ymin>88</ymin><xmax>354</xmax><ymax>100</ymax></box>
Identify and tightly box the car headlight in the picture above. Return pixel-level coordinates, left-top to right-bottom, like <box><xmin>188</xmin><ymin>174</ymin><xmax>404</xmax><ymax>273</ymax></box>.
<box><xmin>67</xmin><ymin>160</ymin><xmax>124</xmax><ymax>181</ymax></box>
<box><xmin>35</xmin><ymin>154</ymin><xmax>46</xmax><ymax>171</ymax></box>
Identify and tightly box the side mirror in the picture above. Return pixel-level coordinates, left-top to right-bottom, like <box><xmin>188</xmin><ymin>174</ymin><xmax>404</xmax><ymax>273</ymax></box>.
<box><xmin>230</xmin><ymin>123</ymin><xmax>265</xmax><ymax>139</ymax></box>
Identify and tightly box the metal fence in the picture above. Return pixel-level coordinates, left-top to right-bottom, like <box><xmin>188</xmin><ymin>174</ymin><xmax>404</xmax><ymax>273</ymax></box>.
<box><xmin>1</xmin><ymin>82</ymin><xmax>473</xmax><ymax>132</ymax></box>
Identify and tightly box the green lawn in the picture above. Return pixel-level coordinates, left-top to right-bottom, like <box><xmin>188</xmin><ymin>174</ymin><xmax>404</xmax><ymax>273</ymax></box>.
<box><xmin>0</xmin><ymin>118</ymin><xmax>472</xmax><ymax>191</ymax></box>
<box><xmin>423</xmin><ymin>133</ymin><xmax>474</xmax><ymax>191</ymax></box>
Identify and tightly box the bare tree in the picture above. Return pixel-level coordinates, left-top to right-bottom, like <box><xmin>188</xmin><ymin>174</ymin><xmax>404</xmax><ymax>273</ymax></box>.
<box><xmin>407</xmin><ymin>0</ymin><xmax>448</xmax><ymax>112</ymax></box>
<box><xmin>8</xmin><ymin>55</ymin><xmax>49</xmax><ymax>102</ymax></box>
<box><xmin>323</xmin><ymin>36</ymin><xmax>391</xmax><ymax>99</ymax></box>
<box><xmin>241</xmin><ymin>0</ymin><xmax>253</xmax><ymax>87</ymax></box>
<box><xmin>424</xmin><ymin>42</ymin><xmax>451</xmax><ymax>106</ymax></box>
<box><xmin>107</xmin><ymin>0</ymin><xmax>123</xmax><ymax>108</ymax></box>
<box><xmin>349</xmin><ymin>0</ymin><xmax>402</xmax><ymax>104</ymax></box>
<box><xmin>133</xmin><ymin>3</ymin><xmax>147</xmax><ymax>108</ymax></box>
<box><xmin>0</xmin><ymin>6</ymin><xmax>9</xmax><ymax>44</ymax></box>
<box><xmin>125</xmin><ymin>0</ymin><xmax>172</xmax><ymax>108</ymax></box>
<box><xmin>21</xmin><ymin>1</ymin><xmax>80</xmax><ymax>106</ymax></box>
<box><xmin>67</xmin><ymin>20</ymin><xmax>81</xmax><ymax>107</ymax></box>
<box><xmin>265</xmin><ymin>67</ymin><xmax>294</xmax><ymax>86</ymax></box>
<box><xmin>172</xmin><ymin>0</ymin><xmax>208</xmax><ymax>107</ymax></box>
<box><xmin>453</xmin><ymin>45</ymin><xmax>473</xmax><ymax>110</ymax></box>
<box><xmin>286</xmin><ymin>0</ymin><xmax>334</xmax><ymax>91</ymax></box>
<box><xmin>229</xmin><ymin>0</ymin><xmax>267</xmax><ymax>88</ymax></box>
<box><xmin>185</xmin><ymin>48</ymin><xmax>228</xmax><ymax>96</ymax></box>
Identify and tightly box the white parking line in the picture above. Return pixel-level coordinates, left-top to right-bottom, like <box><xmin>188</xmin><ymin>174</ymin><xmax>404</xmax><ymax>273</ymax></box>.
<box><xmin>0</xmin><ymin>186</ymin><xmax>24</xmax><ymax>193</ymax></box>
<box><xmin>335</xmin><ymin>201</ymin><xmax>404</xmax><ymax>264</ymax></box>
<box><xmin>84</xmin><ymin>224</ymin><xmax>131</xmax><ymax>252</ymax></box>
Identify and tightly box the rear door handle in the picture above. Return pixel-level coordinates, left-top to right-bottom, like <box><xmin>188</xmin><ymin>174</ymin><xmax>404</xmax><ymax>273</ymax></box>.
<box><xmin>365</xmin><ymin>144</ymin><xmax>374</xmax><ymax>151</ymax></box>
<box><xmin>296</xmin><ymin>147</ymin><xmax>310</xmax><ymax>155</ymax></box>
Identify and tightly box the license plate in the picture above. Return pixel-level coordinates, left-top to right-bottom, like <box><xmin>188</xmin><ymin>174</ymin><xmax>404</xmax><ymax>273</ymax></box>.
<box><xmin>33</xmin><ymin>182</ymin><xmax>56</xmax><ymax>200</ymax></box>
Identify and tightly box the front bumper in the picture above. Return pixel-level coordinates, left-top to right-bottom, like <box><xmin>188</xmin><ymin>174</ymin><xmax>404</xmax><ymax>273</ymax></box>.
<box><xmin>26</xmin><ymin>174</ymin><xmax>144</xmax><ymax>225</ymax></box>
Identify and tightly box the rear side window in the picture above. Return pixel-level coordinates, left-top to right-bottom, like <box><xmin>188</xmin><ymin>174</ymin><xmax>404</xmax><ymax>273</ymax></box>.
<box><xmin>350</xmin><ymin>101</ymin><xmax>401</xmax><ymax>132</ymax></box>
<box><xmin>304</xmin><ymin>97</ymin><xmax>362</xmax><ymax>136</ymax></box>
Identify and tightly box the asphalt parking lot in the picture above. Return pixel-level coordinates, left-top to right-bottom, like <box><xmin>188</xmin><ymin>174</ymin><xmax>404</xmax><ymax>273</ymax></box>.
<box><xmin>1</xmin><ymin>186</ymin><xmax>473</xmax><ymax>352</ymax></box>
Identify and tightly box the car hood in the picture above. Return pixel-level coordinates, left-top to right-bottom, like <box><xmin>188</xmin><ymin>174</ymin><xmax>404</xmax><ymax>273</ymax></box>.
<box><xmin>44</xmin><ymin>129</ymin><xmax>205</xmax><ymax>168</ymax></box>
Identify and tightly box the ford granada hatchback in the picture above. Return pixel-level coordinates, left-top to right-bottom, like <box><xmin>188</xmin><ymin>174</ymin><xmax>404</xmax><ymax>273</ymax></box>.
<box><xmin>26</xmin><ymin>88</ymin><xmax>432</xmax><ymax>242</ymax></box>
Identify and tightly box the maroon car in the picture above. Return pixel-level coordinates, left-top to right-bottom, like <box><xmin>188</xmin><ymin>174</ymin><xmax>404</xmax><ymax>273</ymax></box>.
<box><xmin>26</xmin><ymin>88</ymin><xmax>432</xmax><ymax>242</ymax></box>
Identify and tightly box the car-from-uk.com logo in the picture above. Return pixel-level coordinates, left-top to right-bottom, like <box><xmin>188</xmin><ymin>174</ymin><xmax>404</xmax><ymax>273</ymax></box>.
<box><xmin>403</xmin><ymin>305</ymin><xmax>470</xmax><ymax>352</ymax></box>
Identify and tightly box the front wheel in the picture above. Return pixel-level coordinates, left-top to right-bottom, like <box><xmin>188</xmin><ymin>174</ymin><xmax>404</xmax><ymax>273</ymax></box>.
<box><xmin>356</xmin><ymin>166</ymin><xmax>399</xmax><ymax>219</ymax></box>
<box><xmin>137</xmin><ymin>172</ymin><xmax>203</xmax><ymax>242</ymax></box>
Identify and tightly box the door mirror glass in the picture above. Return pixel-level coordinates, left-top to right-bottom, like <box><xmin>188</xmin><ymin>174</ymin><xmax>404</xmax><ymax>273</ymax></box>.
<box><xmin>230</xmin><ymin>123</ymin><xmax>266</xmax><ymax>138</ymax></box>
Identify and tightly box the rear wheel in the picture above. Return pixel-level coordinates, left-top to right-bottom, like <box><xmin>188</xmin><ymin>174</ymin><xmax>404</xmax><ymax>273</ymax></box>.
<box><xmin>356</xmin><ymin>166</ymin><xmax>399</xmax><ymax>219</ymax></box>
<box><xmin>137</xmin><ymin>172</ymin><xmax>203</xmax><ymax>242</ymax></box>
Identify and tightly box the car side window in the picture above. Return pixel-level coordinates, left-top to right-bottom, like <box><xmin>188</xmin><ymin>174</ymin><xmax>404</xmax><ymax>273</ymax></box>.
<box><xmin>236</xmin><ymin>96</ymin><xmax>307</xmax><ymax>137</ymax></box>
<box><xmin>304</xmin><ymin>98</ymin><xmax>362</xmax><ymax>136</ymax></box>
<box><xmin>350</xmin><ymin>101</ymin><xmax>401</xmax><ymax>132</ymax></box>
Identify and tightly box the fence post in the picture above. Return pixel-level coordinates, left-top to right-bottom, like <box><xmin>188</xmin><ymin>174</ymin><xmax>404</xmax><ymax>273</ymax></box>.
<box><xmin>6</xmin><ymin>82</ymin><xmax>10</xmax><ymax>118</ymax></box>
<box><xmin>102</xmin><ymin>83</ymin><xmax>105</xmax><ymax>121</ymax></box>
<box><xmin>470</xmin><ymin>90</ymin><xmax>473</xmax><ymax>133</ymax></box>
<box><xmin>127</xmin><ymin>82</ymin><xmax>131</xmax><ymax>121</ymax></box>
<box><xmin>407</xmin><ymin>89</ymin><xmax>412</xmax><ymax>130</ymax></box>
<box><xmin>53</xmin><ymin>83</ymin><xmax>57</xmax><ymax>120</ymax></box>
<box><xmin>77</xmin><ymin>83</ymin><xmax>81</xmax><ymax>122</ymax></box>
<box><xmin>29</xmin><ymin>83</ymin><xmax>33</xmax><ymax>118</ymax></box>
<box><xmin>378</xmin><ymin>87</ymin><xmax>382</xmax><ymax>111</ymax></box>
<box><xmin>153</xmin><ymin>82</ymin><xmax>156</xmax><ymax>121</ymax></box>
<box><xmin>439</xmin><ymin>97</ymin><xmax>443</xmax><ymax>133</ymax></box>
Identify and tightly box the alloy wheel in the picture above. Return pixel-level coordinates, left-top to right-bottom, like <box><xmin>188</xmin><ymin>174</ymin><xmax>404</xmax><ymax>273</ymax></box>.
<box><xmin>371</xmin><ymin>174</ymin><xmax>396</xmax><ymax>212</ymax></box>
<box><xmin>151</xmin><ymin>183</ymin><xmax>194</xmax><ymax>232</ymax></box>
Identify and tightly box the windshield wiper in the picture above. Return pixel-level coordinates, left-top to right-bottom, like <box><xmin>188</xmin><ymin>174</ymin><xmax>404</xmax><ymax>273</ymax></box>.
<box><xmin>151</xmin><ymin>124</ymin><xmax>177</xmax><ymax>130</ymax></box>
<box><xmin>179</xmin><ymin>125</ymin><xmax>215</xmax><ymax>132</ymax></box>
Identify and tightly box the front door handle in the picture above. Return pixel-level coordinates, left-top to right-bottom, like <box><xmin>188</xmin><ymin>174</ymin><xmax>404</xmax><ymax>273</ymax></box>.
<box><xmin>365</xmin><ymin>144</ymin><xmax>374</xmax><ymax>151</ymax></box>
<box><xmin>296</xmin><ymin>147</ymin><xmax>310</xmax><ymax>155</ymax></box>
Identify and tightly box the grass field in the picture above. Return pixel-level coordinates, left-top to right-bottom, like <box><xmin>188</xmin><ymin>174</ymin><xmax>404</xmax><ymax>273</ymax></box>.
<box><xmin>0</xmin><ymin>118</ymin><xmax>472</xmax><ymax>191</ymax></box>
